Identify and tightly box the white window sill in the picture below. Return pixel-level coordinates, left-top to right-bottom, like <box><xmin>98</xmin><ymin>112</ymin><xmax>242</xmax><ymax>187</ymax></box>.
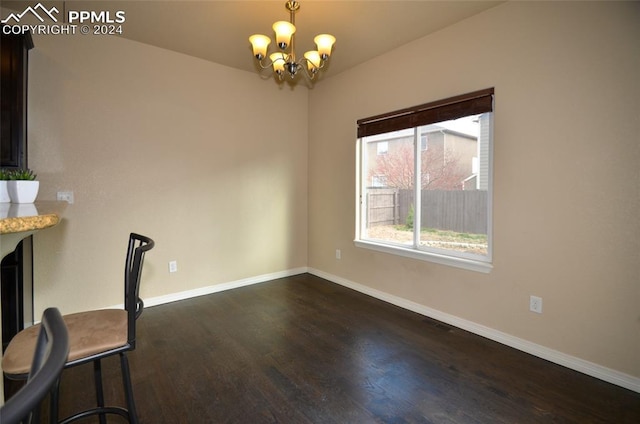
<box><xmin>354</xmin><ymin>239</ymin><xmax>493</xmax><ymax>273</ymax></box>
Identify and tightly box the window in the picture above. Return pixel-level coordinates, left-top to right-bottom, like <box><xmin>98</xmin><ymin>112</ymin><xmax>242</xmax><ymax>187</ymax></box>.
<box><xmin>376</xmin><ymin>141</ymin><xmax>388</xmax><ymax>155</ymax></box>
<box><xmin>355</xmin><ymin>88</ymin><xmax>494</xmax><ymax>272</ymax></box>
<box><xmin>371</xmin><ymin>175</ymin><xmax>387</xmax><ymax>187</ymax></box>
<box><xmin>420</xmin><ymin>134</ymin><xmax>428</xmax><ymax>151</ymax></box>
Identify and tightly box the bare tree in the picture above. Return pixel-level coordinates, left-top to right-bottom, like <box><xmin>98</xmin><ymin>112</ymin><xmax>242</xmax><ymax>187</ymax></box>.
<box><xmin>370</xmin><ymin>143</ymin><xmax>467</xmax><ymax>190</ymax></box>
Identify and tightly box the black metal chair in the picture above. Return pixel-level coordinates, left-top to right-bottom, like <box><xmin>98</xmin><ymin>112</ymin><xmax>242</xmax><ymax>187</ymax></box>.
<box><xmin>2</xmin><ymin>233</ymin><xmax>154</xmax><ymax>424</ymax></box>
<box><xmin>1</xmin><ymin>308</ymin><xmax>70</xmax><ymax>424</ymax></box>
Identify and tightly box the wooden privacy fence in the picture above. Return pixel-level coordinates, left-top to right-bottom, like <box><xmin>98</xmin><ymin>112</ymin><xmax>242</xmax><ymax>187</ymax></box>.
<box><xmin>367</xmin><ymin>188</ymin><xmax>487</xmax><ymax>234</ymax></box>
<box><xmin>366</xmin><ymin>188</ymin><xmax>399</xmax><ymax>227</ymax></box>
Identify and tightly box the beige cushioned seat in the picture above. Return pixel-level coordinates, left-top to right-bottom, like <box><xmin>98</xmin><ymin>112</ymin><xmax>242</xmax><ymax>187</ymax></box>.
<box><xmin>2</xmin><ymin>309</ymin><xmax>127</xmax><ymax>376</ymax></box>
<box><xmin>2</xmin><ymin>233</ymin><xmax>153</xmax><ymax>424</ymax></box>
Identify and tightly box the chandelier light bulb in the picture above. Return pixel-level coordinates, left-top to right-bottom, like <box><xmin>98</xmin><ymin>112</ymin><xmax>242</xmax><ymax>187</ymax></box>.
<box><xmin>249</xmin><ymin>34</ymin><xmax>271</xmax><ymax>60</ymax></box>
<box><xmin>304</xmin><ymin>51</ymin><xmax>321</xmax><ymax>72</ymax></box>
<box><xmin>270</xmin><ymin>52</ymin><xmax>287</xmax><ymax>74</ymax></box>
<box><xmin>314</xmin><ymin>34</ymin><xmax>336</xmax><ymax>60</ymax></box>
<box><xmin>272</xmin><ymin>21</ymin><xmax>296</xmax><ymax>49</ymax></box>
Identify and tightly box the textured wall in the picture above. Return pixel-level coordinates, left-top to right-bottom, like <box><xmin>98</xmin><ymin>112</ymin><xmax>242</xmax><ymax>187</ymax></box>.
<box><xmin>28</xmin><ymin>33</ymin><xmax>309</xmax><ymax>315</ymax></box>
<box><xmin>307</xmin><ymin>1</ymin><xmax>640</xmax><ymax>378</ymax></box>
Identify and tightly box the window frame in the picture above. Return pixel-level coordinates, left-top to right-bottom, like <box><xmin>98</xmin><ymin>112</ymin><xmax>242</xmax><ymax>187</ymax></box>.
<box><xmin>355</xmin><ymin>89</ymin><xmax>494</xmax><ymax>273</ymax></box>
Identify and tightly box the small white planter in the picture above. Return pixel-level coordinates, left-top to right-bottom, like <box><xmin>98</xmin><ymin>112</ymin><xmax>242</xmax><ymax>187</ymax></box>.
<box><xmin>8</xmin><ymin>180</ymin><xmax>40</xmax><ymax>203</ymax></box>
<box><xmin>0</xmin><ymin>181</ymin><xmax>10</xmax><ymax>203</ymax></box>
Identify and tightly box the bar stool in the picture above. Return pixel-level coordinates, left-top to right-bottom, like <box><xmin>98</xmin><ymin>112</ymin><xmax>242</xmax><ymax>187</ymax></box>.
<box><xmin>1</xmin><ymin>308</ymin><xmax>69</xmax><ymax>424</ymax></box>
<box><xmin>2</xmin><ymin>233</ymin><xmax>154</xmax><ymax>424</ymax></box>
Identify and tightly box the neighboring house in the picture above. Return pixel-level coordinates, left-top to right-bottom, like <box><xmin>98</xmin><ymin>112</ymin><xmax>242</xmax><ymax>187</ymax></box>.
<box><xmin>365</xmin><ymin>123</ymin><xmax>480</xmax><ymax>190</ymax></box>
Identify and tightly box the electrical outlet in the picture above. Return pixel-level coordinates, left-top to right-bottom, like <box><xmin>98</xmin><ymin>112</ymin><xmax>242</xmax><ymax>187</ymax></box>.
<box><xmin>57</xmin><ymin>191</ymin><xmax>74</xmax><ymax>204</ymax></box>
<box><xmin>168</xmin><ymin>261</ymin><xmax>178</xmax><ymax>273</ymax></box>
<box><xmin>335</xmin><ymin>249</ymin><xmax>341</xmax><ymax>260</ymax></box>
<box><xmin>529</xmin><ymin>295</ymin><xmax>543</xmax><ymax>314</ymax></box>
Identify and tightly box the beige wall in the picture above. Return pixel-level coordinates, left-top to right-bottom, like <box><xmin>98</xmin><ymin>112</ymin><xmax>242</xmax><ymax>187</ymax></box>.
<box><xmin>28</xmin><ymin>34</ymin><xmax>309</xmax><ymax>314</ymax></box>
<box><xmin>308</xmin><ymin>0</ymin><xmax>640</xmax><ymax>379</ymax></box>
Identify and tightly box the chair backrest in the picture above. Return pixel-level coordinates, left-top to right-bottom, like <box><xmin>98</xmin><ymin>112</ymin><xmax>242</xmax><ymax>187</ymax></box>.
<box><xmin>124</xmin><ymin>233</ymin><xmax>155</xmax><ymax>347</ymax></box>
<box><xmin>0</xmin><ymin>308</ymin><xmax>69</xmax><ymax>424</ymax></box>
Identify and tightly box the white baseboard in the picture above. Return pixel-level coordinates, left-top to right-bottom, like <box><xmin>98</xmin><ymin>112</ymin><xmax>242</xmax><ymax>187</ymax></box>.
<box><xmin>106</xmin><ymin>267</ymin><xmax>309</xmax><ymax>311</ymax></box>
<box><xmin>142</xmin><ymin>267</ymin><xmax>309</xmax><ymax>308</ymax></box>
<box><xmin>308</xmin><ymin>268</ymin><xmax>640</xmax><ymax>394</ymax></box>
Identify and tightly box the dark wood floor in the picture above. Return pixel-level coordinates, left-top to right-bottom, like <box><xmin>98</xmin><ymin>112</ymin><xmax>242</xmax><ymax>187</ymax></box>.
<box><xmin>28</xmin><ymin>274</ymin><xmax>640</xmax><ymax>422</ymax></box>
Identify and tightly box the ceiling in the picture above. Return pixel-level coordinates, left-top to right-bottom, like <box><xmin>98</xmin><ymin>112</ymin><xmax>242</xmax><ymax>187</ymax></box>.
<box><xmin>2</xmin><ymin>1</ymin><xmax>503</xmax><ymax>81</ymax></box>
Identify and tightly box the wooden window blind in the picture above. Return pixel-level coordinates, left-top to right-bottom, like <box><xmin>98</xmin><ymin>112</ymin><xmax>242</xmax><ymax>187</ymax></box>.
<box><xmin>357</xmin><ymin>88</ymin><xmax>494</xmax><ymax>138</ymax></box>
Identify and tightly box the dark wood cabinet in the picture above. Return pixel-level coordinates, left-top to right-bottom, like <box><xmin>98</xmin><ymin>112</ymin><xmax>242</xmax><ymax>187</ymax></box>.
<box><xmin>1</xmin><ymin>241</ymin><xmax>29</xmax><ymax>350</ymax></box>
<box><xmin>1</xmin><ymin>31</ymin><xmax>34</xmax><ymax>352</ymax></box>
<box><xmin>1</xmin><ymin>31</ymin><xmax>33</xmax><ymax>168</ymax></box>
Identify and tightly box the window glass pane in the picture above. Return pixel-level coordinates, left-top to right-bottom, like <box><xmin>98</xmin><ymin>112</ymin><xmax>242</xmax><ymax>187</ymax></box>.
<box><xmin>418</xmin><ymin>114</ymin><xmax>490</xmax><ymax>258</ymax></box>
<box><xmin>361</xmin><ymin>129</ymin><xmax>415</xmax><ymax>246</ymax></box>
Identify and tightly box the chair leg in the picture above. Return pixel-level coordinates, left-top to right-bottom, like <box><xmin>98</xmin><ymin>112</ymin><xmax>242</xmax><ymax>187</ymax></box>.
<box><xmin>49</xmin><ymin>377</ymin><xmax>61</xmax><ymax>424</ymax></box>
<box><xmin>120</xmin><ymin>352</ymin><xmax>139</xmax><ymax>424</ymax></box>
<box><xmin>54</xmin><ymin>356</ymin><xmax>137</xmax><ymax>424</ymax></box>
<box><xmin>93</xmin><ymin>359</ymin><xmax>107</xmax><ymax>424</ymax></box>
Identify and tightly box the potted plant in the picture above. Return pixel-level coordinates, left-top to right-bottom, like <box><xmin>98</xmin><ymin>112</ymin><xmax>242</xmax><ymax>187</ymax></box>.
<box><xmin>7</xmin><ymin>168</ymin><xmax>39</xmax><ymax>203</ymax></box>
<box><xmin>0</xmin><ymin>168</ymin><xmax>10</xmax><ymax>203</ymax></box>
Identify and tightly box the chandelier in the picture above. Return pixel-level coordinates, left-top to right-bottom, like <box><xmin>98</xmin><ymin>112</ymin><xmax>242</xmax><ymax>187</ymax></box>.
<box><xmin>249</xmin><ymin>0</ymin><xmax>336</xmax><ymax>81</ymax></box>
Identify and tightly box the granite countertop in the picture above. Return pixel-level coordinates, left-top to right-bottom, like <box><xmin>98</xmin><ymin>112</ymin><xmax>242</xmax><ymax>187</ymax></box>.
<box><xmin>0</xmin><ymin>201</ymin><xmax>67</xmax><ymax>235</ymax></box>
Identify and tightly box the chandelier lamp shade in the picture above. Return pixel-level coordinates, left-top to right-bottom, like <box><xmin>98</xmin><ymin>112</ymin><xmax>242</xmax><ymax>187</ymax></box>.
<box><xmin>249</xmin><ymin>1</ymin><xmax>336</xmax><ymax>81</ymax></box>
